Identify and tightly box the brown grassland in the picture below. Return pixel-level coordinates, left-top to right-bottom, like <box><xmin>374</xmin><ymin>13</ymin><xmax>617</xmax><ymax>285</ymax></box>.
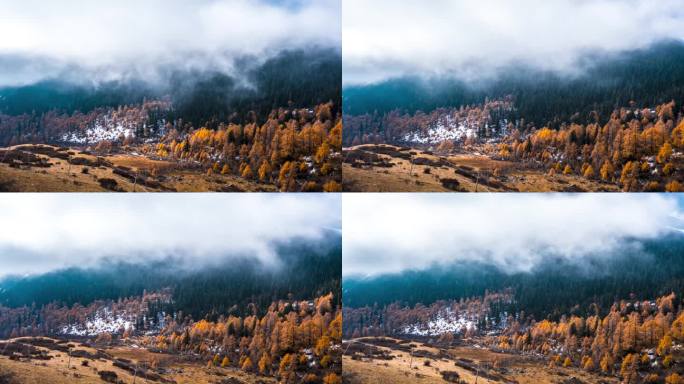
<box><xmin>0</xmin><ymin>144</ymin><xmax>274</xmax><ymax>192</ymax></box>
<box><xmin>0</xmin><ymin>337</ymin><xmax>273</xmax><ymax>384</ymax></box>
<box><xmin>342</xmin><ymin>144</ymin><xmax>618</xmax><ymax>192</ymax></box>
<box><xmin>342</xmin><ymin>337</ymin><xmax>619</xmax><ymax>384</ymax></box>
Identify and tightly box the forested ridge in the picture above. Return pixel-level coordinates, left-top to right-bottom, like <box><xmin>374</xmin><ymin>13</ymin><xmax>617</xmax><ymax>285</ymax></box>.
<box><xmin>150</xmin><ymin>101</ymin><xmax>342</xmax><ymax>192</ymax></box>
<box><xmin>495</xmin><ymin>292</ymin><xmax>684</xmax><ymax>383</ymax></box>
<box><xmin>343</xmin><ymin>41</ymin><xmax>684</xmax><ymax>127</ymax></box>
<box><xmin>0</xmin><ymin>48</ymin><xmax>341</xmax><ymax>126</ymax></box>
<box><xmin>0</xmin><ymin>235</ymin><xmax>341</xmax><ymax>320</ymax></box>
<box><xmin>496</xmin><ymin>100</ymin><xmax>684</xmax><ymax>191</ymax></box>
<box><xmin>344</xmin><ymin>235</ymin><xmax>684</xmax><ymax>321</ymax></box>
<box><xmin>147</xmin><ymin>293</ymin><xmax>342</xmax><ymax>383</ymax></box>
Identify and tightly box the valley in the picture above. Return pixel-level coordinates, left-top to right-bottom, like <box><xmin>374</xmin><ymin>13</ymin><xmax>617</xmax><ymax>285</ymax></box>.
<box><xmin>343</xmin><ymin>291</ymin><xmax>684</xmax><ymax>384</ymax></box>
<box><xmin>0</xmin><ymin>195</ymin><xmax>343</xmax><ymax>383</ymax></box>
<box><xmin>0</xmin><ymin>100</ymin><xmax>342</xmax><ymax>192</ymax></box>
<box><xmin>341</xmin><ymin>194</ymin><xmax>684</xmax><ymax>383</ymax></box>
<box><xmin>0</xmin><ymin>47</ymin><xmax>343</xmax><ymax>193</ymax></box>
<box><xmin>342</xmin><ymin>42</ymin><xmax>684</xmax><ymax>192</ymax></box>
<box><xmin>343</xmin><ymin>98</ymin><xmax>684</xmax><ymax>192</ymax></box>
<box><xmin>0</xmin><ymin>289</ymin><xmax>342</xmax><ymax>384</ymax></box>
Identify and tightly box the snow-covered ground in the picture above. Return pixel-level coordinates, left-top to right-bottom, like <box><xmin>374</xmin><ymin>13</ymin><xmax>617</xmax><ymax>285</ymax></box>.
<box><xmin>59</xmin><ymin>308</ymin><xmax>134</xmax><ymax>336</ymax></box>
<box><xmin>400</xmin><ymin>308</ymin><xmax>477</xmax><ymax>336</ymax></box>
<box><xmin>59</xmin><ymin>113</ymin><xmax>166</xmax><ymax>145</ymax></box>
<box><xmin>403</xmin><ymin>125</ymin><xmax>476</xmax><ymax>145</ymax></box>
<box><xmin>402</xmin><ymin>114</ymin><xmax>509</xmax><ymax>145</ymax></box>
<box><xmin>61</xmin><ymin>122</ymin><xmax>134</xmax><ymax>145</ymax></box>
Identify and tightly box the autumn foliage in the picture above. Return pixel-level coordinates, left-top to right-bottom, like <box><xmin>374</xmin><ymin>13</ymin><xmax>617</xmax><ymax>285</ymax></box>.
<box><xmin>345</xmin><ymin>98</ymin><xmax>683</xmax><ymax>191</ymax></box>
<box><xmin>498</xmin><ymin>293</ymin><xmax>684</xmax><ymax>382</ymax></box>
<box><xmin>145</xmin><ymin>293</ymin><xmax>342</xmax><ymax>382</ymax></box>
<box><xmin>498</xmin><ymin>101</ymin><xmax>683</xmax><ymax>191</ymax></box>
<box><xmin>151</xmin><ymin>102</ymin><xmax>342</xmax><ymax>191</ymax></box>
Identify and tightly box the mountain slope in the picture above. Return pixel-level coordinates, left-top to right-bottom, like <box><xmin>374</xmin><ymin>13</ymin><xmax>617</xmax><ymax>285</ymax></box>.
<box><xmin>0</xmin><ymin>234</ymin><xmax>341</xmax><ymax>320</ymax></box>
<box><xmin>343</xmin><ymin>41</ymin><xmax>684</xmax><ymax>130</ymax></box>
<box><xmin>0</xmin><ymin>48</ymin><xmax>342</xmax><ymax>128</ymax></box>
<box><xmin>344</xmin><ymin>234</ymin><xmax>684</xmax><ymax>320</ymax></box>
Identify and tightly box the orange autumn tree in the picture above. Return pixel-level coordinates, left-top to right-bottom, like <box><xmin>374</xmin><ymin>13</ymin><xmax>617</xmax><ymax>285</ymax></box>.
<box><xmin>152</xmin><ymin>102</ymin><xmax>342</xmax><ymax>191</ymax></box>
<box><xmin>144</xmin><ymin>293</ymin><xmax>341</xmax><ymax>380</ymax></box>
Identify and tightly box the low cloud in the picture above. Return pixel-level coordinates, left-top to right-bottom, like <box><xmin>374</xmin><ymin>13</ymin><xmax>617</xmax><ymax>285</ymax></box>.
<box><xmin>343</xmin><ymin>194</ymin><xmax>682</xmax><ymax>276</ymax></box>
<box><xmin>0</xmin><ymin>194</ymin><xmax>340</xmax><ymax>277</ymax></box>
<box><xmin>0</xmin><ymin>0</ymin><xmax>340</xmax><ymax>87</ymax></box>
<box><xmin>343</xmin><ymin>0</ymin><xmax>684</xmax><ymax>85</ymax></box>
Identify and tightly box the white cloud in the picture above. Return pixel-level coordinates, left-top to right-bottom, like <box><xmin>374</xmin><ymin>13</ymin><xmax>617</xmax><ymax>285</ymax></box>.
<box><xmin>343</xmin><ymin>194</ymin><xmax>682</xmax><ymax>276</ymax></box>
<box><xmin>0</xmin><ymin>0</ymin><xmax>340</xmax><ymax>86</ymax></box>
<box><xmin>343</xmin><ymin>0</ymin><xmax>684</xmax><ymax>85</ymax></box>
<box><xmin>0</xmin><ymin>194</ymin><xmax>340</xmax><ymax>277</ymax></box>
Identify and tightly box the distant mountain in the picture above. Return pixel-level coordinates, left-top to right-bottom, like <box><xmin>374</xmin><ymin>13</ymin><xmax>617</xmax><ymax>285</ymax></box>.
<box><xmin>343</xmin><ymin>40</ymin><xmax>684</xmax><ymax>130</ymax></box>
<box><xmin>0</xmin><ymin>48</ymin><xmax>342</xmax><ymax>128</ymax></box>
<box><xmin>0</xmin><ymin>234</ymin><xmax>341</xmax><ymax>320</ymax></box>
<box><xmin>344</xmin><ymin>233</ymin><xmax>684</xmax><ymax>321</ymax></box>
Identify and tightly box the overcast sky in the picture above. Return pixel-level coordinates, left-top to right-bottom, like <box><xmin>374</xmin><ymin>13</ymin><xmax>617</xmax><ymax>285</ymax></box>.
<box><xmin>343</xmin><ymin>194</ymin><xmax>684</xmax><ymax>277</ymax></box>
<box><xmin>0</xmin><ymin>0</ymin><xmax>340</xmax><ymax>86</ymax></box>
<box><xmin>0</xmin><ymin>194</ymin><xmax>340</xmax><ymax>278</ymax></box>
<box><xmin>343</xmin><ymin>0</ymin><xmax>684</xmax><ymax>85</ymax></box>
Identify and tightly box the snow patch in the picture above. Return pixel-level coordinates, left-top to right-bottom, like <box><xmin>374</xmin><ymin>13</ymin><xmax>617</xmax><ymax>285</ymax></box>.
<box><xmin>60</xmin><ymin>308</ymin><xmax>135</xmax><ymax>336</ymax></box>
<box><xmin>402</xmin><ymin>114</ymin><xmax>509</xmax><ymax>145</ymax></box>
<box><xmin>61</xmin><ymin>122</ymin><xmax>134</xmax><ymax>144</ymax></box>
<box><xmin>400</xmin><ymin>308</ymin><xmax>477</xmax><ymax>336</ymax></box>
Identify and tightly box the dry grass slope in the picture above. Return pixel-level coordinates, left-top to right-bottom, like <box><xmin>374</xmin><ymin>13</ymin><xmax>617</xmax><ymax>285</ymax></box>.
<box><xmin>342</xmin><ymin>144</ymin><xmax>619</xmax><ymax>192</ymax></box>
<box><xmin>0</xmin><ymin>144</ymin><xmax>275</xmax><ymax>192</ymax></box>
<box><xmin>0</xmin><ymin>337</ymin><xmax>274</xmax><ymax>384</ymax></box>
<box><xmin>342</xmin><ymin>337</ymin><xmax>619</xmax><ymax>384</ymax></box>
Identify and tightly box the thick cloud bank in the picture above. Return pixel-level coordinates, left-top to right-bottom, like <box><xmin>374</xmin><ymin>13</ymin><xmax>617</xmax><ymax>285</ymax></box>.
<box><xmin>343</xmin><ymin>0</ymin><xmax>684</xmax><ymax>85</ymax></box>
<box><xmin>343</xmin><ymin>194</ymin><xmax>683</xmax><ymax>277</ymax></box>
<box><xmin>0</xmin><ymin>0</ymin><xmax>340</xmax><ymax>86</ymax></box>
<box><xmin>0</xmin><ymin>194</ymin><xmax>340</xmax><ymax>277</ymax></box>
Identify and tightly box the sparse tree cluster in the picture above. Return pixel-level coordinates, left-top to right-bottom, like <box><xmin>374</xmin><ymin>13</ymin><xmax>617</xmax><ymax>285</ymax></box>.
<box><xmin>343</xmin><ymin>291</ymin><xmax>513</xmax><ymax>341</ymax></box>
<box><xmin>0</xmin><ymin>100</ymin><xmax>169</xmax><ymax>147</ymax></box>
<box><xmin>344</xmin><ymin>98</ymin><xmax>514</xmax><ymax>147</ymax></box>
<box><xmin>0</xmin><ymin>290</ymin><xmax>172</xmax><ymax>340</ymax></box>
